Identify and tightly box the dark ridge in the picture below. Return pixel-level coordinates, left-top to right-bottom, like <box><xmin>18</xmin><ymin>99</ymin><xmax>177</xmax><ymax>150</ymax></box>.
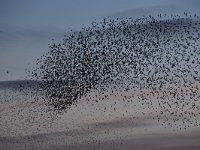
<box><xmin>0</xmin><ymin>80</ymin><xmax>41</xmax><ymax>90</ymax></box>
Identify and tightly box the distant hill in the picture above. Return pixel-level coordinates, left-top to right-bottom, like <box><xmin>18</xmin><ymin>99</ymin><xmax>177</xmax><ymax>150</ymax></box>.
<box><xmin>0</xmin><ymin>80</ymin><xmax>40</xmax><ymax>90</ymax></box>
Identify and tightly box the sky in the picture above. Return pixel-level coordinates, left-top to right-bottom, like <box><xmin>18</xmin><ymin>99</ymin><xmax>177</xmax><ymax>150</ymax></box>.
<box><xmin>0</xmin><ymin>0</ymin><xmax>200</xmax><ymax>81</ymax></box>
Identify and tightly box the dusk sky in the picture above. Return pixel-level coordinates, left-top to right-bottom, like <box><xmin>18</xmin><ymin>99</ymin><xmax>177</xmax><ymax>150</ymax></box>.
<box><xmin>0</xmin><ymin>0</ymin><xmax>200</xmax><ymax>81</ymax></box>
<box><xmin>1</xmin><ymin>2</ymin><xmax>200</xmax><ymax>150</ymax></box>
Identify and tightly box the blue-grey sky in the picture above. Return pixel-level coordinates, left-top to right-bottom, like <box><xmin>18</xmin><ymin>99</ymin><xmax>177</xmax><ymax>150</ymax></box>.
<box><xmin>0</xmin><ymin>0</ymin><xmax>200</xmax><ymax>81</ymax></box>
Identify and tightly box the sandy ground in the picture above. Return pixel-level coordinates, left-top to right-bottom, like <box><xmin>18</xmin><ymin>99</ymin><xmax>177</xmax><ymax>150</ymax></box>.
<box><xmin>0</xmin><ymin>87</ymin><xmax>200</xmax><ymax>150</ymax></box>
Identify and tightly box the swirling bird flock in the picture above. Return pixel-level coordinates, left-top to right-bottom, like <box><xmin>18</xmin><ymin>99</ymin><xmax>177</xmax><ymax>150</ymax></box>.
<box><xmin>30</xmin><ymin>12</ymin><xmax>200</xmax><ymax>129</ymax></box>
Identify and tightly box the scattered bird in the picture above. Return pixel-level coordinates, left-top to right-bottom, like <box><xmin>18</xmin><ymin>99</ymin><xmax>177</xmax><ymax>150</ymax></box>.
<box><xmin>30</xmin><ymin>12</ymin><xmax>200</xmax><ymax>130</ymax></box>
<box><xmin>2</xmin><ymin>12</ymin><xmax>200</xmax><ymax>139</ymax></box>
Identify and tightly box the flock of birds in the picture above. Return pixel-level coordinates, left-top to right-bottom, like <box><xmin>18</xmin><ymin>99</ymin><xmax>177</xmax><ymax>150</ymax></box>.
<box><xmin>28</xmin><ymin>12</ymin><xmax>200</xmax><ymax>130</ymax></box>
<box><xmin>1</xmin><ymin>12</ymin><xmax>200</xmax><ymax>150</ymax></box>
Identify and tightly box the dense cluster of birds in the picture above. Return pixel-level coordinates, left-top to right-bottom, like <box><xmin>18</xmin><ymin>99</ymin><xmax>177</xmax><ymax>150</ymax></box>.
<box><xmin>30</xmin><ymin>12</ymin><xmax>200</xmax><ymax>129</ymax></box>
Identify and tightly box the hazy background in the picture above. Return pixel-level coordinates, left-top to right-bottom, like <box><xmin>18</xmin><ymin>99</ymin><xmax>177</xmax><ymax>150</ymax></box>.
<box><xmin>1</xmin><ymin>0</ymin><xmax>200</xmax><ymax>81</ymax></box>
<box><xmin>1</xmin><ymin>1</ymin><xmax>200</xmax><ymax>149</ymax></box>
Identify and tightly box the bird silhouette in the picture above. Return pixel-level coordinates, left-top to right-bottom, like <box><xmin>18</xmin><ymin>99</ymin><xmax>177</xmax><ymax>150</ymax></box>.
<box><xmin>22</xmin><ymin>12</ymin><xmax>200</xmax><ymax>131</ymax></box>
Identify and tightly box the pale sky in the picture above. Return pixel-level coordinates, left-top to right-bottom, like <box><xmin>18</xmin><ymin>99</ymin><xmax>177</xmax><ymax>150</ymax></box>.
<box><xmin>0</xmin><ymin>0</ymin><xmax>200</xmax><ymax>81</ymax></box>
